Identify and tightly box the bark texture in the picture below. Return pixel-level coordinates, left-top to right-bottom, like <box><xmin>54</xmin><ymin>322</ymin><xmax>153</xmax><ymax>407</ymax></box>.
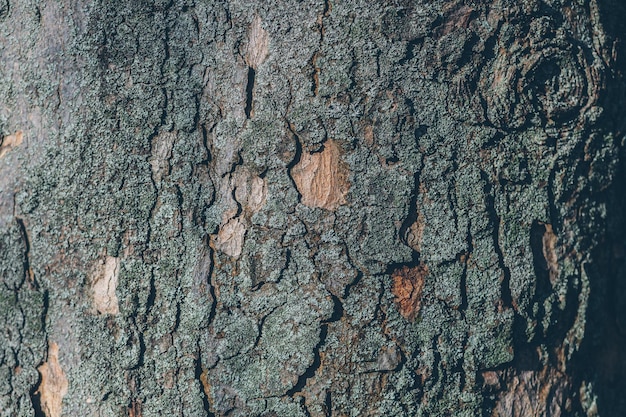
<box><xmin>1</xmin><ymin>0</ymin><xmax>626</xmax><ymax>416</ymax></box>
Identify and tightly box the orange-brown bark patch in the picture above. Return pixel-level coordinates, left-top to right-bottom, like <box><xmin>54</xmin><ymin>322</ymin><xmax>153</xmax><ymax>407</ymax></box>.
<box><xmin>215</xmin><ymin>217</ymin><xmax>246</xmax><ymax>258</ymax></box>
<box><xmin>392</xmin><ymin>264</ymin><xmax>428</xmax><ymax>321</ymax></box>
<box><xmin>200</xmin><ymin>368</ymin><xmax>212</xmax><ymax>405</ymax></box>
<box><xmin>488</xmin><ymin>347</ymin><xmax>576</xmax><ymax>417</ymax></box>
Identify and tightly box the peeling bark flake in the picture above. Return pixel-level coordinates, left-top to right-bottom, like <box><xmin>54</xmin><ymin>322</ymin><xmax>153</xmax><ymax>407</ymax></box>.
<box><xmin>199</xmin><ymin>368</ymin><xmax>212</xmax><ymax>404</ymax></box>
<box><xmin>35</xmin><ymin>342</ymin><xmax>68</xmax><ymax>417</ymax></box>
<box><xmin>247</xmin><ymin>175</ymin><xmax>267</xmax><ymax>213</ymax></box>
<box><xmin>291</xmin><ymin>139</ymin><xmax>350</xmax><ymax>211</ymax></box>
<box><xmin>215</xmin><ymin>217</ymin><xmax>246</xmax><ymax>258</ymax></box>
<box><xmin>92</xmin><ymin>256</ymin><xmax>120</xmax><ymax>315</ymax></box>
<box><xmin>244</xmin><ymin>15</ymin><xmax>268</xmax><ymax>118</ymax></box>
<box><xmin>405</xmin><ymin>211</ymin><xmax>426</xmax><ymax>253</ymax></box>
<box><xmin>0</xmin><ymin>131</ymin><xmax>23</xmax><ymax>158</ymax></box>
<box><xmin>246</xmin><ymin>16</ymin><xmax>269</xmax><ymax>69</ymax></box>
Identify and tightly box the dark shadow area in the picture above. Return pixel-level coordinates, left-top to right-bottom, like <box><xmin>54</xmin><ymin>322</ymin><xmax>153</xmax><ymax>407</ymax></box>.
<box><xmin>576</xmin><ymin>148</ymin><xmax>626</xmax><ymax>415</ymax></box>
<box><xmin>574</xmin><ymin>1</ymin><xmax>626</xmax><ymax>414</ymax></box>
<box><xmin>484</xmin><ymin>3</ymin><xmax>626</xmax><ymax>414</ymax></box>
<box><xmin>29</xmin><ymin>383</ymin><xmax>45</xmax><ymax>417</ymax></box>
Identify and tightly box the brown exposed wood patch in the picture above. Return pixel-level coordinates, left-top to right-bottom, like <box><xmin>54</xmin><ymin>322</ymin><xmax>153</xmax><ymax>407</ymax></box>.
<box><xmin>128</xmin><ymin>399</ymin><xmax>142</xmax><ymax>417</ymax></box>
<box><xmin>485</xmin><ymin>346</ymin><xmax>579</xmax><ymax>417</ymax></box>
<box><xmin>247</xmin><ymin>16</ymin><xmax>269</xmax><ymax>69</ymax></box>
<box><xmin>0</xmin><ymin>130</ymin><xmax>23</xmax><ymax>158</ymax></box>
<box><xmin>489</xmin><ymin>367</ymin><xmax>573</xmax><ymax>417</ymax></box>
<box><xmin>212</xmin><ymin>169</ymin><xmax>266</xmax><ymax>259</ymax></box>
<box><xmin>291</xmin><ymin>139</ymin><xmax>350</xmax><ymax>211</ymax></box>
<box><xmin>541</xmin><ymin>223</ymin><xmax>558</xmax><ymax>284</ymax></box>
<box><xmin>531</xmin><ymin>221</ymin><xmax>560</xmax><ymax>288</ymax></box>
<box><xmin>437</xmin><ymin>4</ymin><xmax>475</xmax><ymax>37</ymax></box>
<box><xmin>392</xmin><ymin>264</ymin><xmax>428</xmax><ymax>321</ymax></box>
<box><xmin>35</xmin><ymin>342</ymin><xmax>68</xmax><ymax>417</ymax></box>
<box><xmin>92</xmin><ymin>256</ymin><xmax>120</xmax><ymax>315</ymax></box>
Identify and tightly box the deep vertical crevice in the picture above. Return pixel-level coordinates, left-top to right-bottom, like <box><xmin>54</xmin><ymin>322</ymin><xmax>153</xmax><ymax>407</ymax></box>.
<box><xmin>324</xmin><ymin>390</ymin><xmax>332</xmax><ymax>417</ymax></box>
<box><xmin>575</xmin><ymin>144</ymin><xmax>626</xmax><ymax>414</ymax></box>
<box><xmin>41</xmin><ymin>289</ymin><xmax>49</xmax><ymax>339</ymax></box>
<box><xmin>311</xmin><ymin>53</ymin><xmax>320</xmax><ymax>95</ymax></box>
<box><xmin>343</xmin><ymin>270</ymin><xmax>363</xmax><ymax>299</ymax></box>
<box><xmin>480</xmin><ymin>171</ymin><xmax>513</xmax><ymax>309</ymax></box>
<box><xmin>145</xmin><ymin>269</ymin><xmax>157</xmax><ymax>314</ymax></box>
<box><xmin>199</xmin><ymin>123</ymin><xmax>213</xmax><ymax>166</ymax></box>
<box><xmin>15</xmin><ymin>217</ymin><xmax>35</xmax><ymax>288</ymax></box>
<box><xmin>399</xmin><ymin>171</ymin><xmax>421</xmax><ymax>253</ymax></box>
<box><xmin>285</xmin><ymin>324</ymin><xmax>327</xmax><ymax>396</ymax></box>
<box><xmin>286</xmin><ymin>295</ymin><xmax>342</xmax><ymax>397</ymax></box>
<box><xmin>285</xmin><ymin>121</ymin><xmax>304</xmax><ymax>203</ymax></box>
<box><xmin>29</xmin><ymin>380</ymin><xmax>45</xmax><ymax>417</ymax></box>
<box><xmin>325</xmin><ymin>294</ymin><xmax>344</xmax><ymax>323</ymax></box>
<box><xmin>285</xmin><ymin>122</ymin><xmax>303</xmax><ymax>171</ymax></box>
<box><xmin>459</xmin><ymin>226</ymin><xmax>471</xmax><ymax>312</ymax></box>
<box><xmin>530</xmin><ymin>220</ymin><xmax>552</xmax><ymax>336</ymax></box>
<box><xmin>310</xmin><ymin>0</ymin><xmax>330</xmax><ymax>96</ymax></box>
<box><xmin>195</xmin><ymin>353</ymin><xmax>215</xmax><ymax>417</ymax></box>
<box><xmin>245</xmin><ymin>66</ymin><xmax>255</xmax><ymax>119</ymax></box>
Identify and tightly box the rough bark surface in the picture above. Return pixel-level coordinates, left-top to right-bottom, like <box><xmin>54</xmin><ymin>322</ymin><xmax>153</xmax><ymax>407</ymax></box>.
<box><xmin>1</xmin><ymin>0</ymin><xmax>626</xmax><ymax>416</ymax></box>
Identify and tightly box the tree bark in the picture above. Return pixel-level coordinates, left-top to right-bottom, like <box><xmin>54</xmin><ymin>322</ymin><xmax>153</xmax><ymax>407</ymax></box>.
<box><xmin>1</xmin><ymin>0</ymin><xmax>626</xmax><ymax>416</ymax></box>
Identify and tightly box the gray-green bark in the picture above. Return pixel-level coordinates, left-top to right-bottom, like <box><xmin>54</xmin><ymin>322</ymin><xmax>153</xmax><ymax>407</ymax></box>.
<box><xmin>1</xmin><ymin>0</ymin><xmax>626</xmax><ymax>416</ymax></box>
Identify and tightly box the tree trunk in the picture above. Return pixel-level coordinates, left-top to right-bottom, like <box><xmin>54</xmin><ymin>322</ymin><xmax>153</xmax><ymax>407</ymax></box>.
<box><xmin>1</xmin><ymin>0</ymin><xmax>626</xmax><ymax>416</ymax></box>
